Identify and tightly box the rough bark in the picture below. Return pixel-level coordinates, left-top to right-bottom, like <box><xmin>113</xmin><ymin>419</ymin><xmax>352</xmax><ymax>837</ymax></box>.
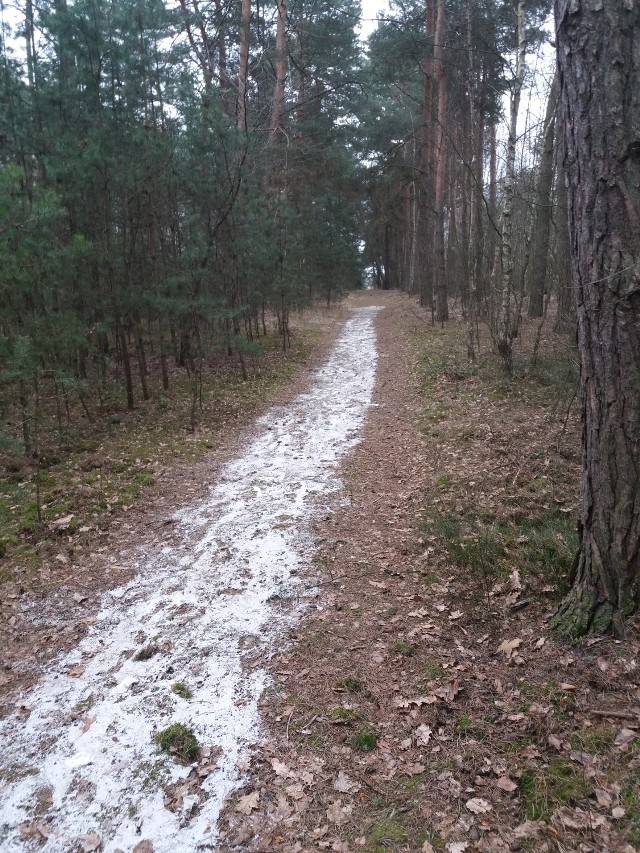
<box><xmin>269</xmin><ymin>0</ymin><xmax>287</xmax><ymax>145</ymax></box>
<box><xmin>238</xmin><ymin>0</ymin><xmax>251</xmax><ymax>132</ymax></box>
<box><xmin>466</xmin><ymin>0</ymin><xmax>479</xmax><ymax>358</ymax></box>
<box><xmin>528</xmin><ymin>71</ymin><xmax>559</xmax><ymax>318</ymax></box>
<box><xmin>433</xmin><ymin>0</ymin><xmax>448</xmax><ymax>323</ymax></box>
<box><xmin>417</xmin><ymin>0</ymin><xmax>436</xmax><ymax>307</ymax></box>
<box><xmin>554</xmin><ymin>150</ymin><xmax>574</xmax><ymax>331</ymax></box>
<box><xmin>552</xmin><ymin>0</ymin><xmax>640</xmax><ymax>637</ymax></box>
<box><xmin>420</xmin><ymin>0</ymin><xmax>436</xmax><ymax>177</ymax></box>
<box><xmin>497</xmin><ymin>0</ymin><xmax>526</xmax><ymax>371</ymax></box>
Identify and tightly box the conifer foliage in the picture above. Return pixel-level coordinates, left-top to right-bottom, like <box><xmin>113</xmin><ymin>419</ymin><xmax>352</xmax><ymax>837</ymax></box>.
<box><xmin>0</xmin><ymin>0</ymin><xmax>364</xmax><ymax>450</ymax></box>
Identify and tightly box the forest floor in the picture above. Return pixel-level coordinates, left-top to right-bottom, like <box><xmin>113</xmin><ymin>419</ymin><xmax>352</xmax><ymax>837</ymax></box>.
<box><xmin>1</xmin><ymin>291</ymin><xmax>640</xmax><ymax>853</ymax></box>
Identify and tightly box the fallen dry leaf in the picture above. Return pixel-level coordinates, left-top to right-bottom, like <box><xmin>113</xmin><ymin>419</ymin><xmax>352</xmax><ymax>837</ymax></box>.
<box><xmin>82</xmin><ymin>715</ymin><xmax>96</xmax><ymax>733</ymax></box>
<box><xmin>498</xmin><ymin>638</ymin><xmax>522</xmax><ymax>655</ymax></box>
<box><xmin>79</xmin><ymin>832</ymin><xmax>101</xmax><ymax>852</ymax></box>
<box><xmin>19</xmin><ymin>823</ymin><xmax>52</xmax><ymax>841</ymax></box>
<box><xmin>235</xmin><ymin>791</ymin><xmax>259</xmax><ymax>815</ymax></box>
<box><xmin>394</xmin><ymin>695</ymin><xmax>437</xmax><ymax>709</ymax></box>
<box><xmin>614</xmin><ymin>728</ymin><xmax>636</xmax><ymax>750</ymax></box>
<box><xmin>50</xmin><ymin>513</ymin><xmax>75</xmax><ymax>530</ymax></box>
<box><xmin>496</xmin><ymin>776</ymin><xmax>517</xmax><ymax>793</ymax></box>
<box><xmin>271</xmin><ymin>758</ymin><xmax>293</xmax><ymax>778</ymax></box>
<box><xmin>415</xmin><ymin>723</ymin><xmax>432</xmax><ymax>746</ymax></box>
<box><xmin>326</xmin><ymin>800</ymin><xmax>353</xmax><ymax>826</ymax></box>
<box><xmin>510</xmin><ymin>820</ymin><xmax>546</xmax><ymax>843</ymax></box>
<box><xmin>285</xmin><ymin>782</ymin><xmax>305</xmax><ymax>800</ymax></box>
<box><xmin>553</xmin><ymin>806</ymin><xmax>608</xmax><ymax>831</ymax></box>
<box><xmin>595</xmin><ymin>787</ymin><xmax>613</xmax><ymax>808</ymax></box>
<box><xmin>333</xmin><ymin>771</ymin><xmax>360</xmax><ymax>794</ymax></box>
<box><xmin>548</xmin><ymin>734</ymin><xmax>564</xmax><ymax>751</ymax></box>
<box><xmin>132</xmin><ymin>842</ymin><xmax>154</xmax><ymax>853</ymax></box>
<box><xmin>433</xmin><ymin>680</ymin><xmax>462</xmax><ymax>703</ymax></box>
<box><xmin>465</xmin><ymin>797</ymin><xmax>492</xmax><ymax>814</ymax></box>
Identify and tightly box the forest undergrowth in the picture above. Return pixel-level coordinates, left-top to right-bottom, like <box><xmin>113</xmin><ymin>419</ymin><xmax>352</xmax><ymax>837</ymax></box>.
<box><xmin>217</xmin><ymin>293</ymin><xmax>640</xmax><ymax>853</ymax></box>
<box><xmin>0</xmin><ymin>315</ymin><xmax>329</xmax><ymax>567</ymax></box>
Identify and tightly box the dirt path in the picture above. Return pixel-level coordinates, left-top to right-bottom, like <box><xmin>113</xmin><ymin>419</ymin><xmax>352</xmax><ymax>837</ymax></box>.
<box><xmin>2</xmin><ymin>291</ymin><xmax>638</xmax><ymax>853</ymax></box>
<box><xmin>0</xmin><ymin>301</ymin><xmax>383</xmax><ymax>852</ymax></box>
<box><xmin>217</xmin><ymin>291</ymin><xmax>437</xmax><ymax>852</ymax></box>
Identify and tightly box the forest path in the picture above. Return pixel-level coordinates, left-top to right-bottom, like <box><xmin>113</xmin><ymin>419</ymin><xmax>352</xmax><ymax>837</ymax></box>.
<box><xmin>0</xmin><ymin>297</ymin><xmax>387</xmax><ymax>852</ymax></box>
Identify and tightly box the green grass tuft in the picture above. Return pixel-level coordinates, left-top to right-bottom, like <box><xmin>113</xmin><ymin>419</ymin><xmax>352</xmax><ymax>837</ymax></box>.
<box><xmin>519</xmin><ymin>758</ymin><xmax>590</xmax><ymax>820</ymax></box>
<box><xmin>171</xmin><ymin>682</ymin><xmax>192</xmax><ymax>700</ymax></box>
<box><xmin>350</xmin><ymin>729</ymin><xmax>378</xmax><ymax>752</ymax></box>
<box><xmin>134</xmin><ymin>644</ymin><xmax>159</xmax><ymax>661</ymax></box>
<box><xmin>154</xmin><ymin>722</ymin><xmax>200</xmax><ymax>764</ymax></box>
<box><xmin>389</xmin><ymin>640</ymin><xmax>417</xmax><ymax>658</ymax></box>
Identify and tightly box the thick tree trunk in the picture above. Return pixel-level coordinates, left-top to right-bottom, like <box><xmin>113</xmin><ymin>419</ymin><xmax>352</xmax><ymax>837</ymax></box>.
<box><xmin>269</xmin><ymin>0</ymin><xmax>287</xmax><ymax>146</ymax></box>
<box><xmin>552</xmin><ymin>0</ymin><xmax>640</xmax><ymax>636</ymax></box>
<box><xmin>528</xmin><ymin>71</ymin><xmax>558</xmax><ymax>318</ymax></box>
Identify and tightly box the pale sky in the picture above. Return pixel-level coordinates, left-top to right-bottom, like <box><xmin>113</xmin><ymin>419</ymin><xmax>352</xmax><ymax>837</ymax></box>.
<box><xmin>359</xmin><ymin>0</ymin><xmax>390</xmax><ymax>40</ymax></box>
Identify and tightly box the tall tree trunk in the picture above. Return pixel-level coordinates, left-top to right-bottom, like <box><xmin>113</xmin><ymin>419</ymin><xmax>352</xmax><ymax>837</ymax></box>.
<box><xmin>466</xmin><ymin>0</ymin><xmax>479</xmax><ymax>358</ymax></box>
<box><xmin>418</xmin><ymin>0</ymin><xmax>436</xmax><ymax>310</ymax></box>
<box><xmin>554</xmin><ymin>144</ymin><xmax>574</xmax><ymax>332</ymax></box>
<box><xmin>269</xmin><ymin>0</ymin><xmax>287</xmax><ymax>145</ymax></box>
<box><xmin>214</xmin><ymin>0</ymin><xmax>232</xmax><ymax>115</ymax></box>
<box><xmin>483</xmin><ymin>117</ymin><xmax>498</xmax><ymax>303</ymax></box>
<box><xmin>238</xmin><ymin>0</ymin><xmax>251</xmax><ymax>132</ymax></box>
<box><xmin>383</xmin><ymin>224</ymin><xmax>391</xmax><ymax>290</ymax></box>
<box><xmin>551</xmin><ymin>0</ymin><xmax>640</xmax><ymax>637</ymax></box>
<box><xmin>19</xmin><ymin>380</ymin><xmax>32</xmax><ymax>457</ymax></box>
<box><xmin>528</xmin><ymin>71</ymin><xmax>559</xmax><ymax>318</ymax></box>
<box><xmin>496</xmin><ymin>0</ymin><xmax>526</xmax><ymax>371</ymax></box>
<box><xmin>118</xmin><ymin>325</ymin><xmax>135</xmax><ymax>411</ymax></box>
<box><xmin>433</xmin><ymin>0</ymin><xmax>448</xmax><ymax>323</ymax></box>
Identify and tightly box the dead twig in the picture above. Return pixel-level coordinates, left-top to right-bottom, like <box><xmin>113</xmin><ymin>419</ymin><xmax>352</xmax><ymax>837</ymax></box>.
<box><xmin>590</xmin><ymin>709</ymin><xmax>640</xmax><ymax>721</ymax></box>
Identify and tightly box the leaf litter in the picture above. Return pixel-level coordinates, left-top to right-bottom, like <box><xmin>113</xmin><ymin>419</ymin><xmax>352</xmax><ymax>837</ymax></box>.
<box><xmin>213</xmin><ymin>293</ymin><xmax>640</xmax><ymax>853</ymax></box>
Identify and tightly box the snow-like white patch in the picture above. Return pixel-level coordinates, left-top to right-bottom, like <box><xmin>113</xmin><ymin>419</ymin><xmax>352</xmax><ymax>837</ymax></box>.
<box><xmin>0</xmin><ymin>307</ymin><xmax>381</xmax><ymax>852</ymax></box>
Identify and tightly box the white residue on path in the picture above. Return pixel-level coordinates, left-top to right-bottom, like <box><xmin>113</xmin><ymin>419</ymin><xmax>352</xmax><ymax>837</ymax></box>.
<box><xmin>0</xmin><ymin>306</ymin><xmax>382</xmax><ymax>852</ymax></box>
